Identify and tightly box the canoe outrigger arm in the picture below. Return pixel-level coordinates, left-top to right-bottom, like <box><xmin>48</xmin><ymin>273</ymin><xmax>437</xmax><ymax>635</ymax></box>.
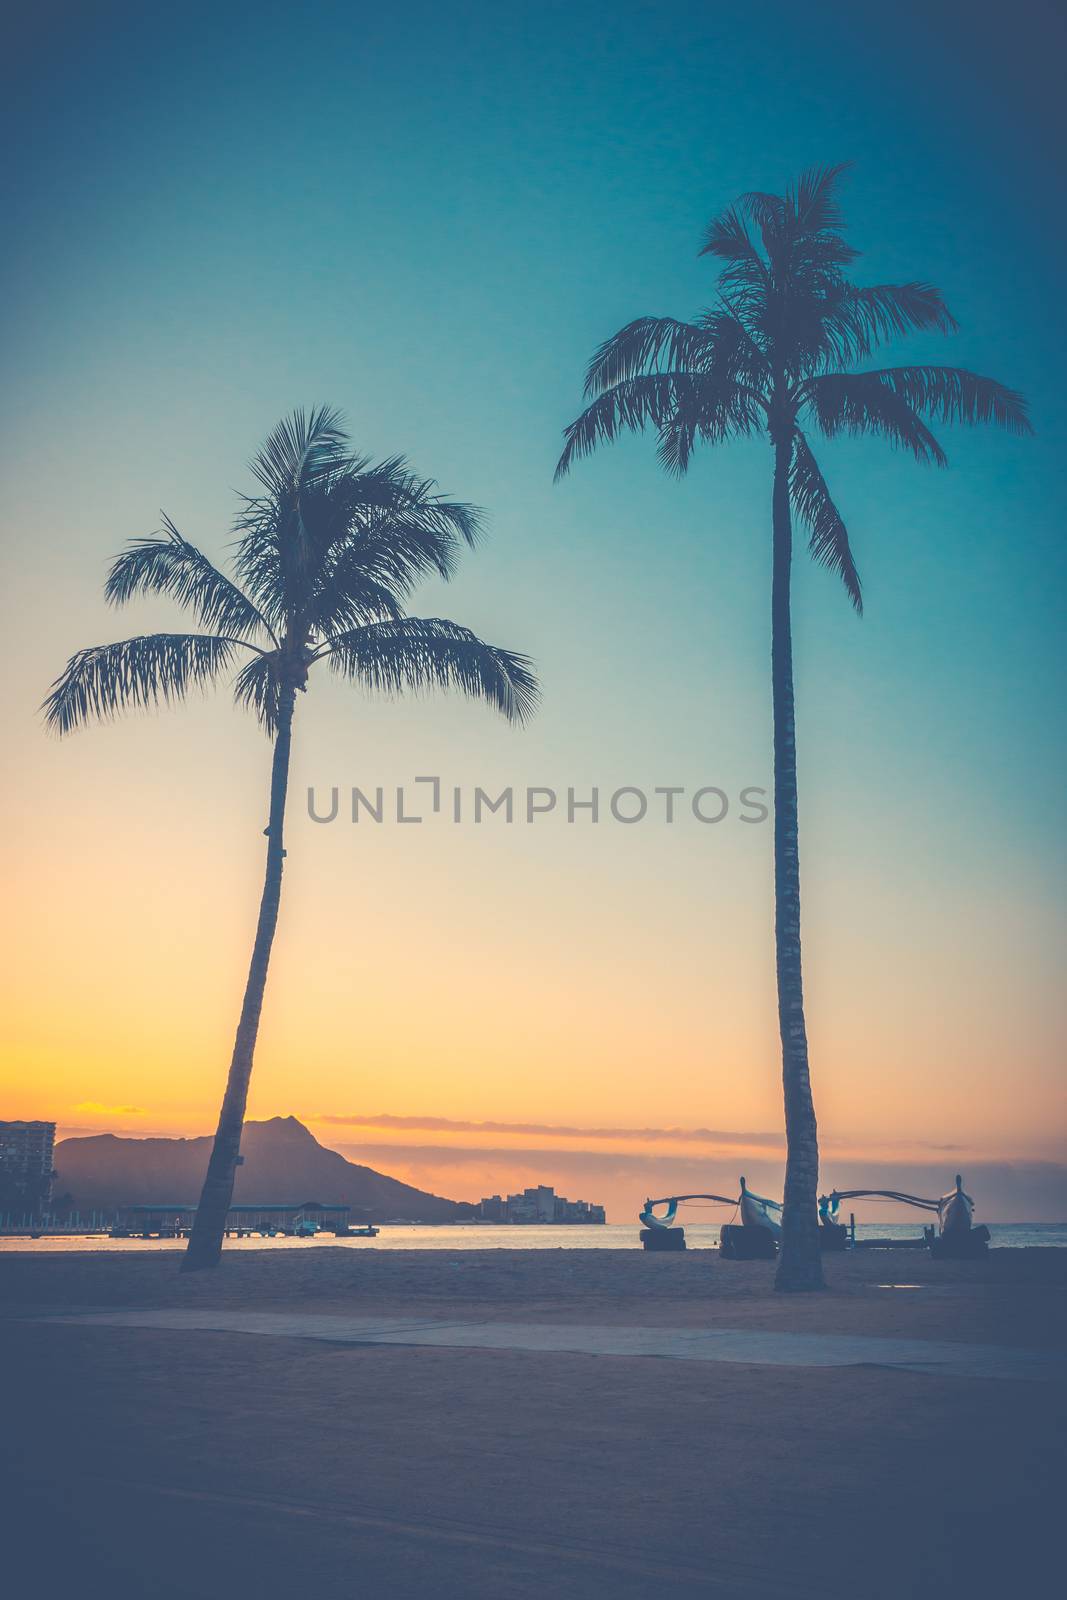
<box><xmin>639</xmin><ymin>1178</ymin><xmax>782</xmax><ymax>1236</ymax></box>
<box><xmin>820</xmin><ymin>1176</ymin><xmax>976</xmax><ymax>1239</ymax></box>
<box><xmin>820</xmin><ymin>1189</ymin><xmax>941</xmax><ymax>1220</ymax></box>
<box><xmin>639</xmin><ymin>1193</ymin><xmax>738</xmax><ymax>1229</ymax></box>
<box><xmin>640</xmin><ymin>1175</ymin><xmax>980</xmax><ymax>1247</ymax></box>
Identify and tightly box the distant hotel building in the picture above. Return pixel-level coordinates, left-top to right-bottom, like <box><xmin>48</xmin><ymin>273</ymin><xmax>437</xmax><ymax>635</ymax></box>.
<box><xmin>0</xmin><ymin>1120</ymin><xmax>56</xmax><ymax>1212</ymax></box>
<box><xmin>476</xmin><ymin>1184</ymin><xmax>605</xmax><ymax>1224</ymax></box>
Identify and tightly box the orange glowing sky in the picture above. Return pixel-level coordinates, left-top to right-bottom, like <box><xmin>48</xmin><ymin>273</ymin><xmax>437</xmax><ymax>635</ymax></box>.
<box><xmin>4</xmin><ymin>668</ymin><xmax>1064</xmax><ymax>1220</ymax></box>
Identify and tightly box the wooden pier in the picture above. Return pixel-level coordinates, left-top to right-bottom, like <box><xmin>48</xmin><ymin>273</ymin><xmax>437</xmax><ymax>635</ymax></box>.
<box><xmin>2</xmin><ymin>1202</ymin><xmax>359</xmax><ymax>1240</ymax></box>
<box><xmin>107</xmin><ymin>1201</ymin><xmax>355</xmax><ymax>1239</ymax></box>
<box><xmin>1</xmin><ymin>1211</ymin><xmax>112</xmax><ymax>1238</ymax></box>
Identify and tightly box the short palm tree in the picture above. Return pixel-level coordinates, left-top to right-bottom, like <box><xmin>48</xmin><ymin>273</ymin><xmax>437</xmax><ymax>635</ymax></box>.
<box><xmin>556</xmin><ymin>166</ymin><xmax>1030</xmax><ymax>1290</ymax></box>
<box><xmin>45</xmin><ymin>408</ymin><xmax>539</xmax><ymax>1270</ymax></box>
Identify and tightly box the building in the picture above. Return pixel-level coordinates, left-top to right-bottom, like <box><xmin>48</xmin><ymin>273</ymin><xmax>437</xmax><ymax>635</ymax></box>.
<box><xmin>0</xmin><ymin>1121</ymin><xmax>56</xmax><ymax>1214</ymax></box>
<box><xmin>477</xmin><ymin>1183</ymin><xmax>605</xmax><ymax>1224</ymax></box>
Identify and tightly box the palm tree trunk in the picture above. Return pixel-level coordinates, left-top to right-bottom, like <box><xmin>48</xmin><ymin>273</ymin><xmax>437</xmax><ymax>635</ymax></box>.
<box><xmin>770</xmin><ymin>436</ymin><xmax>824</xmax><ymax>1292</ymax></box>
<box><xmin>181</xmin><ymin>683</ymin><xmax>297</xmax><ymax>1271</ymax></box>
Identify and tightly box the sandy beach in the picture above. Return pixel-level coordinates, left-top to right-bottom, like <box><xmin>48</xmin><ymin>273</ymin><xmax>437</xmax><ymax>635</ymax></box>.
<box><xmin>2</xmin><ymin>1246</ymin><xmax>1064</xmax><ymax>1599</ymax></box>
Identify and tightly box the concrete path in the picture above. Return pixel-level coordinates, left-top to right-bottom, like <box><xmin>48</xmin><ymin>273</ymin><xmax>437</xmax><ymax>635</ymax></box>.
<box><xmin>35</xmin><ymin>1308</ymin><xmax>1065</xmax><ymax>1381</ymax></box>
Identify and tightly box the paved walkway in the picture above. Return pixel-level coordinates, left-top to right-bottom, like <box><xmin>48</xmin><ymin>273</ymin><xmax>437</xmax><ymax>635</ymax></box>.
<box><xmin>36</xmin><ymin>1308</ymin><xmax>1065</xmax><ymax>1381</ymax></box>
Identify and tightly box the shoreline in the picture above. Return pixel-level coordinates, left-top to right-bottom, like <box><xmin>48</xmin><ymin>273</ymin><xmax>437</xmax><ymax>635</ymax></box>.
<box><xmin>4</xmin><ymin>1243</ymin><xmax>1065</xmax><ymax>1348</ymax></box>
<box><xmin>3</xmin><ymin>1219</ymin><xmax>1064</xmax><ymax>1253</ymax></box>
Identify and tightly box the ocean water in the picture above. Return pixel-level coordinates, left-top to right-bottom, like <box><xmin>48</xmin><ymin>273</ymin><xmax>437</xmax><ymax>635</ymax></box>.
<box><xmin>1</xmin><ymin>1221</ymin><xmax>1065</xmax><ymax>1253</ymax></box>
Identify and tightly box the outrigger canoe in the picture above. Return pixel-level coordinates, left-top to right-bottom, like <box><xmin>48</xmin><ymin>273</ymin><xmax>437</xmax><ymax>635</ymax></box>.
<box><xmin>820</xmin><ymin>1173</ymin><xmax>977</xmax><ymax>1240</ymax></box>
<box><xmin>639</xmin><ymin>1176</ymin><xmax>782</xmax><ymax>1235</ymax></box>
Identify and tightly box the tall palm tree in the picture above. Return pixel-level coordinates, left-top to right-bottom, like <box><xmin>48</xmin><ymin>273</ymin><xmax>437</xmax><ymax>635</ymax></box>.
<box><xmin>556</xmin><ymin>166</ymin><xmax>1030</xmax><ymax>1290</ymax></box>
<box><xmin>45</xmin><ymin>408</ymin><xmax>539</xmax><ymax>1271</ymax></box>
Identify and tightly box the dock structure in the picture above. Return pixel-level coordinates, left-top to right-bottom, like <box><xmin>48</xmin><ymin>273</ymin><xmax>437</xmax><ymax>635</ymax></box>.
<box><xmin>110</xmin><ymin>1201</ymin><xmax>352</xmax><ymax>1239</ymax></box>
<box><xmin>1</xmin><ymin>1209</ymin><xmax>105</xmax><ymax>1237</ymax></box>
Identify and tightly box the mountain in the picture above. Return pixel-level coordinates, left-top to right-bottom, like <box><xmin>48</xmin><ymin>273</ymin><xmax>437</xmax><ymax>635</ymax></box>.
<box><xmin>53</xmin><ymin>1116</ymin><xmax>465</xmax><ymax>1222</ymax></box>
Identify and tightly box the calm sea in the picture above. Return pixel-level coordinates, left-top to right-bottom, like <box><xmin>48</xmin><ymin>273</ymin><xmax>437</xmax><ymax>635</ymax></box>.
<box><xmin>1</xmin><ymin>1222</ymin><xmax>1065</xmax><ymax>1253</ymax></box>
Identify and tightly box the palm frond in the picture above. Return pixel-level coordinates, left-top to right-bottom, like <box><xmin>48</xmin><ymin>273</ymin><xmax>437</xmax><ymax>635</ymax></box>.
<box><xmin>699</xmin><ymin>204</ymin><xmax>764</xmax><ymax>269</ymax></box>
<box><xmin>583</xmin><ymin>317</ymin><xmax>715</xmax><ymax>397</ymax></box>
<box><xmin>230</xmin><ymin>496</ymin><xmax>286</xmax><ymax>624</ymax></box>
<box><xmin>324</xmin><ymin>618</ymin><xmax>540</xmax><ymax>724</ymax></box>
<box><xmin>311</xmin><ymin>519</ymin><xmax>453</xmax><ymax>635</ymax></box>
<box><xmin>319</xmin><ymin>459</ymin><xmax>484</xmax><ymax>552</ymax></box>
<box><xmin>855</xmin><ymin>366</ymin><xmax>1033</xmax><ymax>434</ymax></box>
<box><xmin>820</xmin><ymin>284</ymin><xmax>958</xmax><ymax>363</ymax></box>
<box><xmin>790</xmin><ymin>432</ymin><xmax>862</xmax><ymax>613</ymax></box>
<box><xmin>802</xmin><ymin>372</ymin><xmax>948</xmax><ymax>464</ymax></box>
<box><xmin>556</xmin><ymin>375</ymin><xmax>684</xmax><ymax>479</ymax></box>
<box><xmin>105</xmin><ymin>515</ymin><xmax>273</xmax><ymax>642</ymax></box>
<box><xmin>784</xmin><ymin>283</ymin><xmax>953</xmax><ymax>380</ymax></box>
<box><xmin>309</xmin><ymin>566</ymin><xmax>405</xmax><ymax>636</ymax></box>
<box><xmin>373</xmin><ymin>470</ymin><xmax>485</xmax><ymax>548</ymax></box>
<box><xmin>233</xmin><ymin>650</ymin><xmax>283</xmax><ymax>734</ymax></box>
<box><xmin>738</xmin><ymin>189</ymin><xmax>787</xmax><ymax>249</ymax></box>
<box><xmin>235</xmin><ymin>411</ymin><xmax>351</xmax><ymax>627</ymax></box>
<box><xmin>235</xmin><ymin>446</ymin><xmax>485</xmax><ymax>631</ymax></box>
<box><xmin>558</xmin><ymin>364</ymin><xmax>761</xmax><ymax>481</ymax></box>
<box><xmin>698</xmin><ymin>205</ymin><xmax>769</xmax><ymax>305</ymax></box>
<box><xmin>42</xmin><ymin>634</ymin><xmax>239</xmax><ymax>735</ymax></box>
<box><xmin>330</xmin><ymin>511</ymin><xmax>464</xmax><ymax>587</ymax></box>
<box><xmin>699</xmin><ymin>306</ymin><xmax>773</xmax><ymax>384</ymax></box>
<box><xmin>793</xmin><ymin>232</ymin><xmax>860</xmax><ymax>278</ymax></box>
<box><xmin>790</xmin><ymin>163</ymin><xmax>851</xmax><ymax>231</ymax></box>
<box><xmin>307</xmin><ymin>471</ymin><xmax>486</xmax><ymax>634</ymax></box>
<box><xmin>247</xmin><ymin>406</ymin><xmax>348</xmax><ymax>496</ymax></box>
<box><xmin>655</xmin><ymin>375</ymin><xmax>761</xmax><ymax>476</ymax></box>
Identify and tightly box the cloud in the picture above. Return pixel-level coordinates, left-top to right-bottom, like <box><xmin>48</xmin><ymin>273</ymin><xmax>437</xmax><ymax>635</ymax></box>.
<box><xmin>337</xmin><ymin>1141</ymin><xmax>1056</xmax><ymax>1184</ymax></box>
<box><xmin>335</xmin><ymin>1140</ymin><xmax>981</xmax><ymax>1181</ymax></box>
<box><xmin>334</xmin><ymin>1141</ymin><xmax>1067</xmax><ymax>1222</ymax></box>
<box><xmin>337</xmin><ymin>1140</ymin><xmax>743</xmax><ymax>1171</ymax></box>
<box><xmin>314</xmin><ymin>1112</ymin><xmax>783</xmax><ymax>1147</ymax></box>
<box><xmin>73</xmin><ymin>1101</ymin><xmax>146</xmax><ymax>1116</ymax></box>
<box><xmin>311</xmin><ymin>1112</ymin><xmax>961</xmax><ymax>1155</ymax></box>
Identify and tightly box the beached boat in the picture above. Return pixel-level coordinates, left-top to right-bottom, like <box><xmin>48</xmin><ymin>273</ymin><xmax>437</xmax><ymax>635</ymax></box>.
<box><xmin>640</xmin><ymin>1172</ymin><xmax>988</xmax><ymax>1258</ymax></box>
<box><xmin>639</xmin><ymin>1191</ymin><xmax>736</xmax><ymax>1230</ymax></box>
<box><xmin>937</xmin><ymin>1175</ymin><xmax>974</xmax><ymax>1238</ymax></box>
<box><xmin>638</xmin><ymin>1177</ymin><xmax>783</xmax><ymax>1253</ymax></box>
<box><xmin>738</xmin><ymin>1176</ymin><xmax>782</xmax><ymax>1237</ymax></box>
<box><xmin>820</xmin><ymin>1174</ymin><xmax>988</xmax><ymax>1255</ymax></box>
<box><xmin>639</xmin><ymin>1177</ymin><xmax>782</xmax><ymax>1233</ymax></box>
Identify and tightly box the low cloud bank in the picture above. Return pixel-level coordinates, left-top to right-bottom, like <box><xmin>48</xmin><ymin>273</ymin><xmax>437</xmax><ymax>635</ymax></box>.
<box><xmin>335</xmin><ymin>1140</ymin><xmax>1067</xmax><ymax>1223</ymax></box>
<box><xmin>313</xmin><ymin>1112</ymin><xmax>959</xmax><ymax>1154</ymax></box>
<box><xmin>317</xmin><ymin>1113</ymin><xmax>783</xmax><ymax>1147</ymax></box>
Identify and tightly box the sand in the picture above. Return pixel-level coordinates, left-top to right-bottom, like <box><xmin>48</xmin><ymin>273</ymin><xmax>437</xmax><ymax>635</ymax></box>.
<box><xmin>2</xmin><ymin>1247</ymin><xmax>1065</xmax><ymax>1599</ymax></box>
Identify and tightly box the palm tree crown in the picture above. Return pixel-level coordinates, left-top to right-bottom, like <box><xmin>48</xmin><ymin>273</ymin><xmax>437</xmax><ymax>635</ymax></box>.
<box><xmin>46</xmin><ymin>406</ymin><xmax>538</xmax><ymax>735</ymax></box>
<box><xmin>556</xmin><ymin>163</ymin><xmax>1031</xmax><ymax>609</ymax></box>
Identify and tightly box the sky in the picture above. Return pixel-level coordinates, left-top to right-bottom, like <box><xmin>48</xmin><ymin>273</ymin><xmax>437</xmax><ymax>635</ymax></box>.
<box><xmin>2</xmin><ymin>0</ymin><xmax>1065</xmax><ymax>1221</ymax></box>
